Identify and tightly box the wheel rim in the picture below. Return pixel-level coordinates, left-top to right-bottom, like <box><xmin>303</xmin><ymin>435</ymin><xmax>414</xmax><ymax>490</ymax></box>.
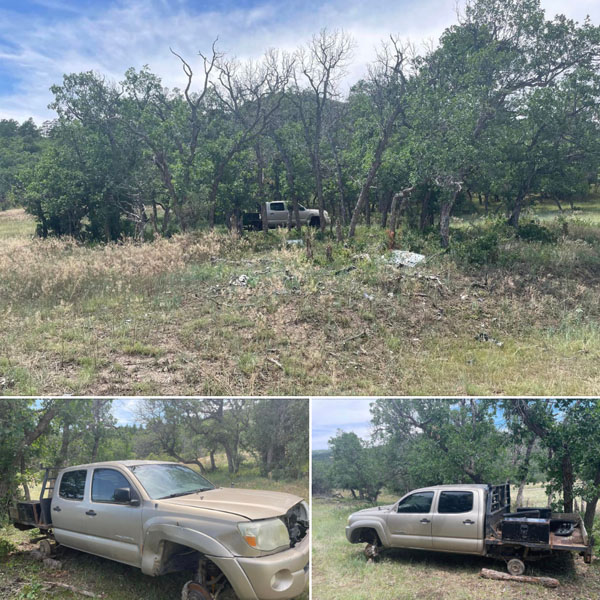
<box><xmin>507</xmin><ymin>558</ymin><xmax>525</xmax><ymax>576</ymax></box>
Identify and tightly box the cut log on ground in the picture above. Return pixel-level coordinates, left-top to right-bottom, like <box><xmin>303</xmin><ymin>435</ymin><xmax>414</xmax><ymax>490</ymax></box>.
<box><xmin>479</xmin><ymin>568</ymin><xmax>559</xmax><ymax>588</ymax></box>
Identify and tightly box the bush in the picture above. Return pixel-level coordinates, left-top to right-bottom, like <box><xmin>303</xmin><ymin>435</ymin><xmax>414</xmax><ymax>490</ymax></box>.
<box><xmin>516</xmin><ymin>221</ymin><xmax>558</xmax><ymax>244</ymax></box>
<box><xmin>0</xmin><ymin>537</ymin><xmax>16</xmax><ymax>559</ymax></box>
<box><xmin>453</xmin><ymin>229</ymin><xmax>500</xmax><ymax>266</ymax></box>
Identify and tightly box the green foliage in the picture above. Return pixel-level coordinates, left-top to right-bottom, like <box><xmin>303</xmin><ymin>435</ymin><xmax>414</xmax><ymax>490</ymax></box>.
<box><xmin>452</xmin><ymin>228</ymin><xmax>501</xmax><ymax>266</ymax></box>
<box><xmin>312</xmin><ymin>461</ymin><xmax>333</xmax><ymax>496</ymax></box>
<box><xmin>247</xmin><ymin>399</ymin><xmax>309</xmax><ymax>479</ymax></box>
<box><xmin>517</xmin><ymin>221</ymin><xmax>558</xmax><ymax>244</ymax></box>
<box><xmin>0</xmin><ymin>537</ymin><xmax>16</xmax><ymax>558</ymax></box>
<box><xmin>329</xmin><ymin>431</ymin><xmax>386</xmax><ymax>503</ymax></box>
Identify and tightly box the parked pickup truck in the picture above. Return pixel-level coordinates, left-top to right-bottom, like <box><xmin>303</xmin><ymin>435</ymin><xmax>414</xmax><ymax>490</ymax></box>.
<box><xmin>10</xmin><ymin>461</ymin><xmax>309</xmax><ymax>600</ymax></box>
<box><xmin>242</xmin><ymin>202</ymin><xmax>330</xmax><ymax>230</ymax></box>
<box><xmin>346</xmin><ymin>483</ymin><xmax>593</xmax><ymax>576</ymax></box>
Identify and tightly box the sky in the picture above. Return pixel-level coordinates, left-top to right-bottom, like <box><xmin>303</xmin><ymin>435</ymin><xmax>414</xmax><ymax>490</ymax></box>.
<box><xmin>1</xmin><ymin>0</ymin><xmax>598</xmax><ymax>124</ymax></box>
<box><xmin>111</xmin><ymin>398</ymin><xmax>143</xmax><ymax>425</ymax></box>
<box><xmin>312</xmin><ymin>397</ymin><xmax>375</xmax><ymax>450</ymax></box>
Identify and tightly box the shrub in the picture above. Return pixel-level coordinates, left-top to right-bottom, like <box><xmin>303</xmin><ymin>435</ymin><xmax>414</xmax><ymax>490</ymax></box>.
<box><xmin>517</xmin><ymin>221</ymin><xmax>558</xmax><ymax>244</ymax></box>
<box><xmin>0</xmin><ymin>537</ymin><xmax>16</xmax><ymax>559</ymax></box>
<box><xmin>453</xmin><ymin>229</ymin><xmax>500</xmax><ymax>266</ymax></box>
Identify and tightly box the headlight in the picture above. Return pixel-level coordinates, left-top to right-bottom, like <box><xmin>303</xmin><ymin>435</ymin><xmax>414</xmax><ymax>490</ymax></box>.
<box><xmin>238</xmin><ymin>518</ymin><xmax>290</xmax><ymax>551</ymax></box>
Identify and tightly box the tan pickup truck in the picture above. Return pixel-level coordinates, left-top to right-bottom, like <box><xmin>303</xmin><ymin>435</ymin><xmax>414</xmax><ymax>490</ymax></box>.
<box><xmin>11</xmin><ymin>461</ymin><xmax>309</xmax><ymax>600</ymax></box>
<box><xmin>346</xmin><ymin>483</ymin><xmax>593</xmax><ymax>576</ymax></box>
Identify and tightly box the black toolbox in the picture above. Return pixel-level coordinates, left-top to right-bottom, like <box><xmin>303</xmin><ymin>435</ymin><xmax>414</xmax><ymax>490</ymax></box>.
<box><xmin>501</xmin><ymin>517</ymin><xmax>550</xmax><ymax>544</ymax></box>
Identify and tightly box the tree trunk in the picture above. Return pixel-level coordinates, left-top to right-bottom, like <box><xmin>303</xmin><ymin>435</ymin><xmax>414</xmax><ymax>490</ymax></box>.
<box><xmin>440</xmin><ymin>201</ymin><xmax>452</xmax><ymax>248</ymax></box>
<box><xmin>380</xmin><ymin>191</ymin><xmax>393</xmax><ymax>229</ymax></box>
<box><xmin>583</xmin><ymin>464</ymin><xmax>600</xmax><ymax>532</ymax></box>
<box><xmin>209</xmin><ymin>450</ymin><xmax>216</xmax><ymax>472</ymax></box>
<box><xmin>388</xmin><ymin>194</ymin><xmax>399</xmax><ymax>248</ymax></box>
<box><xmin>349</xmin><ymin>107</ymin><xmax>400</xmax><ymax>237</ymax></box>
<box><xmin>21</xmin><ymin>455</ymin><xmax>31</xmax><ymax>501</ymax></box>
<box><xmin>515</xmin><ymin>436</ymin><xmax>536</xmax><ymax>508</ymax></box>
<box><xmin>561</xmin><ymin>453</ymin><xmax>575</xmax><ymax>513</ymax></box>
<box><xmin>508</xmin><ymin>193</ymin><xmax>524</xmax><ymax>228</ymax></box>
<box><xmin>419</xmin><ymin>188</ymin><xmax>432</xmax><ymax>232</ymax></box>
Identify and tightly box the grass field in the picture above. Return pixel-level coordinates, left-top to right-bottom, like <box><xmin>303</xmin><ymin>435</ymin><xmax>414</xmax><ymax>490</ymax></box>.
<box><xmin>312</xmin><ymin>490</ymin><xmax>600</xmax><ymax>600</ymax></box>
<box><xmin>1</xmin><ymin>464</ymin><xmax>309</xmax><ymax>600</ymax></box>
<box><xmin>1</xmin><ymin>204</ymin><xmax>599</xmax><ymax>395</ymax></box>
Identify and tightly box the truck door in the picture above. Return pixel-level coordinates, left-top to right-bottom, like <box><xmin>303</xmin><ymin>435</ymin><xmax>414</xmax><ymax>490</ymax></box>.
<box><xmin>80</xmin><ymin>467</ymin><xmax>143</xmax><ymax>567</ymax></box>
<box><xmin>267</xmin><ymin>201</ymin><xmax>286</xmax><ymax>225</ymax></box>
<box><xmin>386</xmin><ymin>491</ymin><xmax>434</xmax><ymax>549</ymax></box>
<box><xmin>51</xmin><ymin>468</ymin><xmax>92</xmax><ymax>552</ymax></box>
<box><xmin>431</xmin><ymin>490</ymin><xmax>482</xmax><ymax>553</ymax></box>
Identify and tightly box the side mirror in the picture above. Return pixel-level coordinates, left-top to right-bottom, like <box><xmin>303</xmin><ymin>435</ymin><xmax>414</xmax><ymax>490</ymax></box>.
<box><xmin>114</xmin><ymin>487</ymin><xmax>138</xmax><ymax>505</ymax></box>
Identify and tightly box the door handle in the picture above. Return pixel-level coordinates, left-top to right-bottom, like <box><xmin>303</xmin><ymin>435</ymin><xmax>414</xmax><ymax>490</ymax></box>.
<box><xmin>420</xmin><ymin>518</ymin><xmax>431</xmax><ymax>524</ymax></box>
<box><xmin>463</xmin><ymin>519</ymin><xmax>475</xmax><ymax>525</ymax></box>
<box><xmin>85</xmin><ymin>510</ymin><xmax>97</xmax><ymax>516</ymax></box>
<box><xmin>52</xmin><ymin>506</ymin><xmax>61</xmax><ymax>512</ymax></box>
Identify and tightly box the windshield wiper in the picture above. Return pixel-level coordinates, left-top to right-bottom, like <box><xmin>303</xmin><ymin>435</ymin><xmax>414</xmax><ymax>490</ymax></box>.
<box><xmin>159</xmin><ymin>487</ymin><xmax>211</xmax><ymax>499</ymax></box>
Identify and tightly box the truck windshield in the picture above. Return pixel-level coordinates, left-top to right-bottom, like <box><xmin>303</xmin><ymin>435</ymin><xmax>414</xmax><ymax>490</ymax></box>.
<box><xmin>129</xmin><ymin>464</ymin><xmax>215</xmax><ymax>499</ymax></box>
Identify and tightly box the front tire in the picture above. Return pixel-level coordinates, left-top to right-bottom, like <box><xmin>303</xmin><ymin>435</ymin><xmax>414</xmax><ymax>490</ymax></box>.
<box><xmin>309</xmin><ymin>216</ymin><xmax>320</xmax><ymax>228</ymax></box>
<box><xmin>506</xmin><ymin>558</ymin><xmax>526</xmax><ymax>576</ymax></box>
<box><xmin>182</xmin><ymin>581</ymin><xmax>213</xmax><ymax>600</ymax></box>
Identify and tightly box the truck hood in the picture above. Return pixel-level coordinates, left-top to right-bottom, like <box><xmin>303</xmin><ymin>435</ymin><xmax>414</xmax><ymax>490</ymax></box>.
<box><xmin>162</xmin><ymin>488</ymin><xmax>304</xmax><ymax>521</ymax></box>
<box><xmin>350</xmin><ymin>504</ymin><xmax>394</xmax><ymax>518</ymax></box>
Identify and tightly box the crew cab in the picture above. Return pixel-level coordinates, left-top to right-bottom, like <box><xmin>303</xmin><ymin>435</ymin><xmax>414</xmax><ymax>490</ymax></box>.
<box><xmin>346</xmin><ymin>483</ymin><xmax>593</xmax><ymax>576</ymax></box>
<box><xmin>243</xmin><ymin>202</ymin><xmax>329</xmax><ymax>230</ymax></box>
<box><xmin>10</xmin><ymin>461</ymin><xmax>309</xmax><ymax>600</ymax></box>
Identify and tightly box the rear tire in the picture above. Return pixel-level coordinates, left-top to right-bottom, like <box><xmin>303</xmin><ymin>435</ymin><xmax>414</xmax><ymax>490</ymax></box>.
<box><xmin>39</xmin><ymin>539</ymin><xmax>54</xmax><ymax>558</ymax></box>
<box><xmin>506</xmin><ymin>558</ymin><xmax>526</xmax><ymax>576</ymax></box>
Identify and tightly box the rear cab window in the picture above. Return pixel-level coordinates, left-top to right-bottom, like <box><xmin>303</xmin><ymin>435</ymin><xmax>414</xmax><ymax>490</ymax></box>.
<box><xmin>270</xmin><ymin>202</ymin><xmax>285</xmax><ymax>211</ymax></box>
<box><xmin>59</xmin><ymin>470</ymin><xmax>87</xmax><ymax>501</ymax></box>
<box><xmin>438</xmin><ymin>491</ymin><xmax>474</xmax><ymax>513</ymax></box>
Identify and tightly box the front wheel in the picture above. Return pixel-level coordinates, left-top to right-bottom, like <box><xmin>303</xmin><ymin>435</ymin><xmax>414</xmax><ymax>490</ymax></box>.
<box><xmin>181</xmin><ymin>581</ymin><xmax>213</xmax><ymax>600</ymax></box>
<box><xmin>506</xmin><ymin>558</ymin><xmax>526</xmax><ymax>576</ymax></box>
<box><xmin>309</xmin><ymin>216</ymin><xmax>320</xmax><ymax>228</ymax></box>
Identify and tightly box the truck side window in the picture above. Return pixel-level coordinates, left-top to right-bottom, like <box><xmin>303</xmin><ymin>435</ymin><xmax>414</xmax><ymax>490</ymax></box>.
<box><xmin>397</xmin><ymin>491</ymin><xmax>434</xmax><ymax>513</ymax></box>
<box><xmin>270</xmin><ymin>202</ymin><xmax>285</xmax><ymax>211</ymax></box>
<box><xmin>297</xmin><ymin>204</ymin><xmax>306</xmax><ymax>211</ymax></box>
<box><xmin>92</xmin><ymin>468</ymin><xmax>137</xmax><ymax>504</ymax></box>
<box><xmin>438</xmin><ymin>491</ymin><xmax>474</xmax><ymax>513</ymax></box>
<box><xmin>59</xmin><ymin>470</ymin><xmax>87</xmax><ymax>501</ymax></box>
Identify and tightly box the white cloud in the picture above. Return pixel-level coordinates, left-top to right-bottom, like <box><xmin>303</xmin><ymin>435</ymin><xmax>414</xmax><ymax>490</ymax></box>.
<box><xmin>1</xmin><ymin>0</ymin><xmax>597</xmax><ymax>123</ymax></box>
<box><xmin>111</xmin><ymin>398</ymin><xmax>144</xmax><ymax>425</ymax></box>
<box><xmin>312</xmin><ymin>397</ymin><xmax>375</xmax><ymax>449</ymax></box>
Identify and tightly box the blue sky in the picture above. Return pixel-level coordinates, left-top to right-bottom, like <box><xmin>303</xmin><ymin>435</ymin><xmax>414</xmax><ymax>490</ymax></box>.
<box><xmin>312</xmin><ymin>398</ymin><xmax>374</xmax><ymax>450</ymax></box>
<box><xmin>2</xmin><ymin>0</ymin><xmax>598</xmax><ymax>123</ymax></box>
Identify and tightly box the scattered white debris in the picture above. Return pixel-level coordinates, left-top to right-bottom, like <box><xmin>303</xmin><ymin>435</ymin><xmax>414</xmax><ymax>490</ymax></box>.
<box><xmin>230</xmin><ymin>274</ymin><xmax>249</xmax><ymax>287</ymax></box>
<box><xmin>286</xmin><ymin>239</ymin><xmax>304</xmax><ymax>246</ymax></box>
<box><xmin>387</xmin><ymin>250</ymin><xmax>426</xmax><ymax>268</ymax></box>
<box><xmin>364</xmin><ymin>292</ymin><xmax>374</xmax><ymax>301</ymax></box>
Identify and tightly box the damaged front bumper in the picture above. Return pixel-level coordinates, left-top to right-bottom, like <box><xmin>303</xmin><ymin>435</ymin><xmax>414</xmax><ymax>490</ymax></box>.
<box><xmin>210</xmin><ymin>533</ymin><xmax>309</xmax><ymax>600</ymax></box>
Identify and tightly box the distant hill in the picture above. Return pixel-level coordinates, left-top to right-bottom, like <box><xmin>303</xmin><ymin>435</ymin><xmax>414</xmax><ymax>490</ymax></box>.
<box><xmin>312</xmin><ymin>449</ymin><xmax>332</xmax><ymax>463</ymax></box>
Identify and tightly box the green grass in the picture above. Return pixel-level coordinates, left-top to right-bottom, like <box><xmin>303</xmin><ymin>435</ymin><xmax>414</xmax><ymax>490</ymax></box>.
<box><xmin>0</xmin><ymin>208</ymin><xmax>35</xmax><ymax>239</ymax></box>
<box><xmin>1</xmin><ymin>201</ymin><xmax>600</xmax><ymax>395</ymax></box>
<box><xmin>2</xmin><ymin>465</ymin><xmax>308</xmax><ymax>600</ymax></box>
<box><xmin>312</xmin><ymin>491</ymin><xmax>600</xmax><ymax>600</ymax></box>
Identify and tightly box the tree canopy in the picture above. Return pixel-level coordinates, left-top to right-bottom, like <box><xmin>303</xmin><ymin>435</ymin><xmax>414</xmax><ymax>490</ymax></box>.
<box><xmin>2</xmin><ymin>0</ymin><xmax>598</xmax><ymax>246</ymax></box>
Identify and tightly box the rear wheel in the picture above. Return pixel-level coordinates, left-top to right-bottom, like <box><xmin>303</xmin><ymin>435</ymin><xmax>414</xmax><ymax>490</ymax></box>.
<box><xmin>506</xmin><ymin>558</ymin><xmax>526</xmax><ymax>576</ymax></box>
<box><xmin>39</xmin><ymin>539</ymin><xmax>55</xmax><ymax>558</ymax></box>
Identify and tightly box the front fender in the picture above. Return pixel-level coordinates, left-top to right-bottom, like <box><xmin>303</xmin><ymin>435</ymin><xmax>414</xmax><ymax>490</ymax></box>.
<box><xmin>346</xmin><ymin>519</ymin><xmax>390</xmax><ymax>547</ymax></box>
<box><xmin>141</xmin><ymin>524</ymin><xmax>233</xmax><ymax>576</ymax></box>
